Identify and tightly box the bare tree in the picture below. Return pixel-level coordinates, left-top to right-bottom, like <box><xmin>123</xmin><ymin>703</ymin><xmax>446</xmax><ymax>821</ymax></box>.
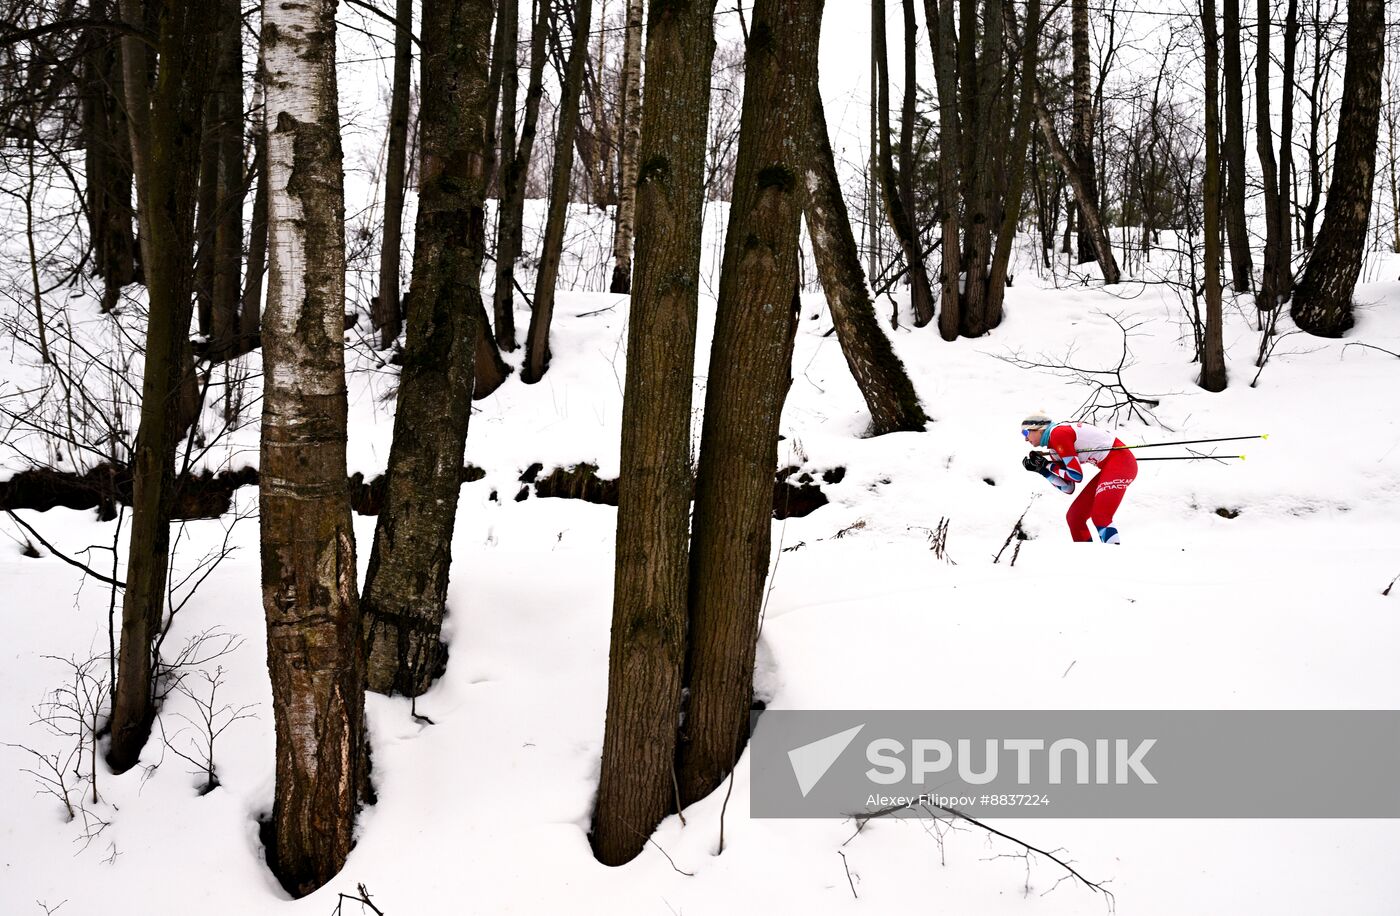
<box><xmin>523</xmin><ymin>0</ymin><xmax>593</xmax><ymax>383</ymax></box>
<box><xmin>1200</xmin><ymin>0</ymin><xmax>1227</xmax><ymax>391</ymax></box>
<box><xmin>872</xmin><ymin>0</ymin><xmax>935</xmax><ymax>326</ymax></box>
<box><xmin>679</xmin><ymin>0</ymin><xmax>823</xmax><ymax>809</ymax></box>
<box><xmin>592</xmin><ymin>0</ymin><xmax>718</xmax><ymax>870</ymax></box>
<box><xmin>802</xmin><ymin>90</ymin><xmax>928</xmax><ymax>435</ymax></box>
<box><xmin>1221</xmin><ymin>0</ymin><xmax>1251</xmax><ymax>292</ymax></box>
<box><xmin>492</xmin><ymin>0</ymin><xmax>552</xmax><ymax>353</ymax></box>
<box><xmin>106</xmin><ymin>0</ymin><xmax>214</xmax><ymax>775</ymax></box>
<box><xmin>360</xmin><ymin>0</ymin><xmax>494</xmax><ymax>698</ymax></box>
<box><xmin>373</xmin><ymin>0</ymin><xmax>413</xmax><ymax>349</ymax></box>
<box><xmin>258</xmin><ymin>0</ymin><xmax>364</xmax><ymax>894</ymax></box>
<box><xmin>1291</xmin><ymin>0</ymin><xmax>1385</xmax><ymax>337</ymax></box>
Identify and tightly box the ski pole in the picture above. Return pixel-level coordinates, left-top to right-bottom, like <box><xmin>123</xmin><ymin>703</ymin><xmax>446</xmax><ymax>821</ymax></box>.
<box><xmin>1103</xmin><ymin>434</ymin><xmax>1267</xmax><ymax>452</ymax></box>
<box><xmin>1135</xmin><ymin>454</ymin><xmax>1246</xmax><ymax>461</ymax></box>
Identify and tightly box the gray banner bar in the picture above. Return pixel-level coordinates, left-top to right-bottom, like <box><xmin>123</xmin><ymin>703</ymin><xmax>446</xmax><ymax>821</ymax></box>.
<box><xmin>750</xmin><ymin>710</ymin><xmax>1400</xmax><ymax>818</ymax></box>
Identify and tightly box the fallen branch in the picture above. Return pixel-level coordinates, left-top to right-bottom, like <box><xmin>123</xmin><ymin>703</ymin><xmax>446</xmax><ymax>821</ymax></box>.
<box><xmin>3</xmin><ymin>509</ymin><xmax>125</xmax><ymax>587</ymax></box>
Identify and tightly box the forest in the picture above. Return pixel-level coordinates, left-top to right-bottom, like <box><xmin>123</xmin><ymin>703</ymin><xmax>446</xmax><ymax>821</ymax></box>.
<box><xmin>0</xmin><ymin>0</ymin><xmax>1397</xmax><ymax>913</ymax></box>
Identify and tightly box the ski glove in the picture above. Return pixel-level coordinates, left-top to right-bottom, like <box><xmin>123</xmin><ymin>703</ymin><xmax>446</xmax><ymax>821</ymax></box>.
<box><xmin>1042</xmin><ymin>469</ymin><xmax>1075</xmax><ymax>494</ymax></box>
<box><xmin>1023</xmin><ymin>451</ymin><xmax>1049</xmax><ymax>474</ymax></box>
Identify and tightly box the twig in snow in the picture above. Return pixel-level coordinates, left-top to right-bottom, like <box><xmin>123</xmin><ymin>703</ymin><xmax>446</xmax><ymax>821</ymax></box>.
<box><xmin>1383</xmin><ymin>572</ymin><xmax>1398</xmax><ymax>597</ymax></box>
<box><xmin>717</xmin><ymin>768</ymin><xmax>735</xmax><ymax>855</ymax></box>
<box><xmin>994</xmin><ymin>497</ymin><xmax>1037</xmax><ymax>565</ymax></box>
<box><xmin>838</xmin><ymin>850</ymin><xmax>858</xmax><ymax>899</ymax></box>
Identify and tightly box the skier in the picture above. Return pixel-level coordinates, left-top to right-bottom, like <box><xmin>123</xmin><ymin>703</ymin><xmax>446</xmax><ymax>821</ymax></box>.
<box><xmin>1020</xmin><ymin>413</ymin><xmax>1137</xmax><ymax>544</ymax></box>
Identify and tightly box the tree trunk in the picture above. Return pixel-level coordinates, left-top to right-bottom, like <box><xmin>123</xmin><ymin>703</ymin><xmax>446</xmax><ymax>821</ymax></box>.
<box><xmin>959</xmin><ymin>0</ymin><xmax>1004</xmax><ymax>337</ymax></box>
<box><xmin>927</xmin><ymin>0</ymin><xmax>959</xmax><ymax>341</ymax></box>
<box><xmin>1291</xmin><ymin>0</ymin><xmax>1384</xmax><ymax>338</ymax></box>
<box><xmin>803</xmin><ymin>92</ymin><xmax>927</xmax><ymax>435</ymax></box>
<box><xmin>493</xmin><ymin>0</ymin><xmax>551</xmax><ymax>353</ymax></box>
<box><xmin>872</xmin><ymin>0</ymin><xmax>935</xmax><ymax>327</ymax></box>
<box><xmin>609</xmin><ymin>0</ymin><xmax>644</xmax><ymax>293</ymax></box>
<box><xmin>1072</xmin><ymin>0</ymin><xmax>1099</xmax><ymax>264</ymax></box>
<box><xmin>591</xmin><ymin>0</ymin><xmax>718</xmax><ymax>870</ymax></box>
<box><xmin>522</xmin><ymin>0</ymin><xmax>593</xmax><ymax>383</ymax></box>
<box><xmin>1200</xmin><ymin>0</ymin><xmax>1228</xmax><ymax>391</ymax></box>
<box><xmin>209</xmin><ymin>0</ymin><xmax>243</xmax><ymax>360</ymax></box>
<box><xmin>82</xmin><ymin>0</ymin><xmax>137</xmax><ymax>313</ymax></box>
<box><xmin>106</xmin><ymin>0</ymin><xmax>213</xmax><ymax>776</ymax></box>
<box><xmin>242</xmin><ymin>59</ymin><xmax>267</xmax><ymax>349</ymax></box>
<box><xmin>678</xmin><ymin>0</ymin><xmax>822</xmax><ymax>814</ymax></box>
<box><xmin>374</xmin><ymin>0</ymin><xmax>413</xmax><ymax>349</ymax></box>
<box><xmin>1221</xmin><ymin>0</ymin><xmax>1252</xmax><ymax>292</ymax></box>
<box><xmin>1277</xmin><ymin>0</ymin><xmax>1298</xmax><ymax>301</ymax></box>
<box><xmin>259</xmin><ymin>0</ymin><xmax>364</xmax><ymax>896</ymax></box>
<box><xmin>1256</xmin><ymin>0</ymin><xmax>1282</xmax><ymax>310</ymax></box>
<box><xmin>1031</xmin><ymin>84</ymin><xmax>1121</xmax><ymax>284</ymax></box>
<box><xmin>361</xmin><ymin>0</ymin><xmax>493</xmax><ymax>698</ymax></box>
<box><xmin>985</xmin><ymin>0</ymin><xmax>1040</xmax><ymax>325</ymax></box>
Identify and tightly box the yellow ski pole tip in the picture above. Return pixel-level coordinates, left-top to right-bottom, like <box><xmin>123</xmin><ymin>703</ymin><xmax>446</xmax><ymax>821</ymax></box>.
<box><xmin>1261</xmin><ymin>433</ymin><xmax>1269</xmax><ymax>440</ymax></box>
<box><xmin>1240</xmin><ymin>454</ymin><xmax>1246</xmax><ymax>461</ymax></box>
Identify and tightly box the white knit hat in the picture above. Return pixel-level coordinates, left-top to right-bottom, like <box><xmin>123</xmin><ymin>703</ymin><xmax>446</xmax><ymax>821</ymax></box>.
<box><xmin>1020</xmin><ymin>412</ymin><xmax>1052</xmax><ymax>434</ymax></box>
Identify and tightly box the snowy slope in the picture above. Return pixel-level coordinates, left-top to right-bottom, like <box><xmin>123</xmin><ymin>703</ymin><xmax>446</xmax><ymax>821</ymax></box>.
<box><xmin>3</xmin><ymin>243</ymin><xmax>1399</xmax><ymax>914</ymax></box>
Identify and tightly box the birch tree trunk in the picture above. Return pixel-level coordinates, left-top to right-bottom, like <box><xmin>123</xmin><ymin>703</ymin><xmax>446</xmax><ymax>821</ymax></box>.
<box><xmin>259</xmin><ymin>0</ymin><xmax>365</xmax><ymax>895</ymax></box>
<box><xmin>1072</xmin><ymin>0</ymin><xmax>1099</xmax><ymax>264</ymax></box>
<box><xmin>678</xmin><ymin>0</ymin><xmax>825</xmax><ymax>810</ymax></box>
<box><xmin>609</xmin><ymin>0</ymin><xmax>644</xmax><ymax>293</ymax></box>
<box><xmin>360</xmin><ymin>0</ymin><xmax>493</xmax><ymax>698</ymax></box>
<box><xmin>1291</xmin><ymin>0</ymin><xmax>1385</xmax><ymax>337</ymax></box>
<box><xmin>592</xmin><ymin>0</ymin><xmax>718</xmax><ymax>869</ymax></box>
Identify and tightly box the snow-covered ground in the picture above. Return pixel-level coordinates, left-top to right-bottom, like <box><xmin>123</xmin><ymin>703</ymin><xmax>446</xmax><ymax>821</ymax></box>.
<box><xmin>3</xmin><ymin>231</ymin><xmax>1400</xmax><ymax>913</ymax></box>
<box><xmin>4</xmin><ymin>3</ymin><xmax>1400</xmax><ymax>911</ymax></box>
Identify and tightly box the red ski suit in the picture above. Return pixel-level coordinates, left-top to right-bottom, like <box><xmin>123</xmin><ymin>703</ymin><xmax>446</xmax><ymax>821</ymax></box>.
<box><xmin>1044</xmin><ymin>423</ymin><xmax>1138</xmax><ymax>542</ymax></box>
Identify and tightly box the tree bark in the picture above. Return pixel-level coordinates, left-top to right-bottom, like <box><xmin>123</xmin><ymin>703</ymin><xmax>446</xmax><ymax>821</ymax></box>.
<box><xmin>802</xmin><ymin>92</ymin><xmax>927</xmax><ymax>435</ymax></box>
<box><xmin>1031</xmin><ymin>83</ymin><xmax>1121</xmax><ymax>284</ymax></box>
<box><xmin>1256</xmin><ymin>0</ymin><xmax>1282</xmax><ymax>310</ymax></box>
<box><xmin>209</xmin><ymin>0</ymin><xmax>243</xmax><ymax>361</ymax></box>
<box><xmin>106</xmin><ymin>0</ymin><xmax>213</xmax><ymax>776</ymax></box>
<box><xmin>1072</xmin><ymin>0</ymin><xmax>1099</xmax><ymax>264</ymax></box>
<box><xmin>1291</xmin><ymin>0</ymin><xmax>1384</xmax><ymax>338</ymax></box>
<box><xmin>1221</xmin><ymin>0</ymin><xmax>1251</xmax><ymax>292</ymax></box>
<box><xmin>985</xmin><ymin>0</ymin><xmax>1040</xmax><ymax>325</ymax></box>
<box><xmin>609</xmin><ymin>0</ymin><xmax>644</xmax><ymax>293</ymax></box>
<box><xmin>872</xmin><ymin>0</ymin><xmax>935</xmax><ymax>327</ymax></box>
<box><xmin>677</xmin><ymin>0</ymin><xmax>823</xmax><ymax>807</ymax></box>
<box><xmin>522</xmin><ymin>0</ymin><xmax>593</xmax><ymax>383</ymax></box>
<box><xmin>492</xmin><ymin>0</ymin><xmax>551</xmax><ymax>353</ymax></box>
<box><xmin>259</xmin><ymin>0</ymin><xmax>364</xmax><ymax>896</ymax></box>
<box><xmin>374</xmin><ymin>0</ymin><xmax>413</xmax><ymax>349</ymax></box>
<box><xmin>927</xmin><ymin>0</ymin><xmax>959</xmax><ymax>340</ymax></box>
<box><xmin>360</xmin><ymin>0</ymin><xmax>493</xmax><ymax>698</ymax></box>
<box><xmin>1201</xmin><ymin>0</ymin><xmax>1228</xmax><ymax>391</ymax></box>
<box><xmin>592</xmin><ymin>0</ymin><xmax>718</xmax><ymax>869</ymax></box>
<box><xmin>241</xmin><ymin>58</ymin><xmax>267</xmax><ymax>349</ymax></box>
<box><xmin>1277</xmin><ymin>0</ymin><xmax>1297</xmax><ymax>301</ymax></box>
<box><xmin>81</xmin><ymin>0</ymin><xmax>137</xmax><ymax>313</ymax></box>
